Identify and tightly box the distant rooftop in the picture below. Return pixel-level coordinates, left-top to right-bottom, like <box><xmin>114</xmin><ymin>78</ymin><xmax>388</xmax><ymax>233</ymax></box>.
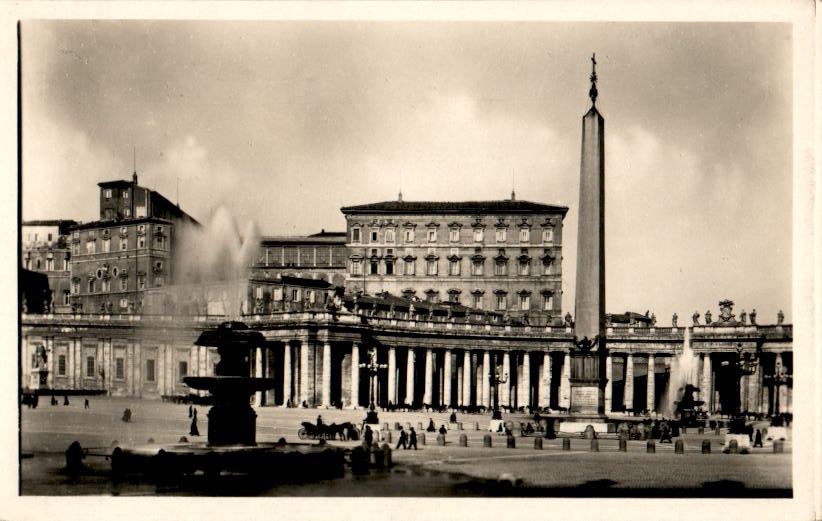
<box><xmin>340</xmin><ymin>200</ymin><xmax>569</xmax><ymax>216</ymax></box>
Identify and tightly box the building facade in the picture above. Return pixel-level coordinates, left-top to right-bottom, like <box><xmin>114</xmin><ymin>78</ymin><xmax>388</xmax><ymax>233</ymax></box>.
<box><xmin>68</xmin><ymin>175</ymin><xmax>197</xmax><ymax>314</ymax></box>
<box><xmin>341</xmin><ymin>199</ymin><xmax>567</xmax><ymax>326</ymax></box>
<box><xmin>21</xmin><ymin>220</ymin><xmax>78</xmax><ymax>313</ymax></box>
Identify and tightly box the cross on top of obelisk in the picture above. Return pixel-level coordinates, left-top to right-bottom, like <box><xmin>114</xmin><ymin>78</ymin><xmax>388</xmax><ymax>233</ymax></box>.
<box><xmin>589</xmin><ymin>53</ymin><xmax>598</xmax><ymax>106</ymax></box>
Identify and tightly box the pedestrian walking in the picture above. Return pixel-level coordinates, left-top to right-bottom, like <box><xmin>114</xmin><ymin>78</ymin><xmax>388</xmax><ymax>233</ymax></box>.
<box><xmin>396</xmin><ymin>427</ymin><xmax>408</xmax><ymax>449</ymax></box>
<box><xmin>408</xmin><ymin>427</ymin><xmax>418</xmax><ymax>450</ymax></box>
<box><xmin>188</xmin><ymin>405</ymin><xmax>193</xmax><ymax>418</ymax></box>
<box><xmin>754</xmin><ymin>429</ymin><xmax>763</xmax><ymax>448</ymax></box>
<box><xmin>190</xmin><ymin>408</ymin><xmax>200</xmax><ymax>436</ymax></box>
<box><xmin>427</xmin><ymin>418</ymin><xmax>436</xmax><ymax>432</ymax></box>
<box><xmin>84</xmin><ymin>399</ymin><xmax>89</xmax><ymax>409</ymax></box>
<box><xmin>63</xmin><ymin>394</ymin><xmax>70</xmax><ymax>406</ymax></box>
<box><xmin>363</xmin><ymin>425</ymin><xmax>374</xmax><ymax>447</ymax></box>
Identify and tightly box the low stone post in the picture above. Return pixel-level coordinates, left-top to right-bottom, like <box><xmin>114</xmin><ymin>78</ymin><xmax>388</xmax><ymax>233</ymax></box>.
<box><xmin>437</xmin><ymin>433</ymin><xmax>446</xmax><ymax>446</ymax></box>
<box><xmin>382</xmin><ymin>431</ymin><xmax>392</xmax><ymax>443</ymax></box>
<box><xmin>590</xmin><ymin>439</ymin><xmax>599</xmax><ymax>452</ymax></box>
<box><xmin>773</xmin><ymin>440</ymin><xmax>784</xmax><ymax>453</ymax></box>
<box><xmin>372</xmin><ymin>445</ymin><xmax>384</xmax><ymax>467</ymax></box>
<box><xmin>618</xmin><ymin>437</ymin><xmax>627</xmax><ymax>452</ymax></box>
<box><xmin>506</xmin><ymin>434</ymin><xmax>516</xmax><ymax>448</ymax></box>
<box><xmin>459</xmin><ymin>434</ymin><xmax>468</xmax><ymax>447</ymax></box>
<box><xmin>458</xmin><ymin>422</ymin><xmax>464</xmax><ymax>430</ymax></box>
<box><xmin>474</xmin><ymin>422</ymin><xmax>480</xmax><ymax>431</ymax></box>
<box><xmin>418</xmin><ymin>422</ymin><xmax>423</xmax><ymax>430</ymax></box>
<box><xmin>675</xmin><ymin>439</ymin><xmax>685</xmax><ymax>454</ymax></box>
<box><xmin>646</xmin><ymin>440</ymin><xmax>655</xmax><ymax>453</ymax></box>
<box><xmin>394</xmin><ymin>422</ymin><xmax>401</xmax><ymax>430</ymax></box>
<box><xmin>534</xmin><ymin>437</ymin><xmax>543</xmax><ymax>450</ymax></box>
<box><xmin>382</xmin><ymin>422</ymin><xmax>389</xmax><ymax>431</ymax></box>
<box><xmin>728</xmin><ymin>439</ymin><xmax>739</xmax><ymax>454</ymax></box>
<box><xmin>698</xmin><ymin>426</ymin><xmax>704</xmax><ymax>434</ymax></box>
<box><xmin>715</xmin><ymin>427</ymin><xmax>721</xmax><ymax>436</ymax></box>
<box><xmin>419</xmin><ymin>433</ymin><xmax>426</xmax><ymax>446</ymax></box>
<box><xmin>65</xmin><ymin>441</ymin><xmax>84</xmax><ymax>474</ymax></box>
<box><xmin>382</xmin><ymin>444</ymin><xmax>392</xmax><ymax>467</ymax></box>
<box><xmin>350</xmin><ymin>446</ymin><xmax>369</xmax><ymax>474</ymax></box>
<box><xmin>405</xmin><ymin>422</ymin><xmax>413</xmax><ymax>431</ymax></box>
<box><xmin>562</xmin><ymin>438</ymin><xmax>571</xmax><ymax>451</ymax></box>
<box><xmin>702</xmin><ymin>440</ymin><xmax>711</xmax><ymax>454</ymax></box>
<box><xmin>483</xmin><ymin>434</ymin><xmax>492</xmax><ymax>448</ymax></box>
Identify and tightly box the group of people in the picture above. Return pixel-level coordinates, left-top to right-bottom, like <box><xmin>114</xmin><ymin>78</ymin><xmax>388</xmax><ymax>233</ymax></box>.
<box><xmin>394</xmin><ymin>426</ymin><xmax>418</xmax><ymax>450</ymax></box>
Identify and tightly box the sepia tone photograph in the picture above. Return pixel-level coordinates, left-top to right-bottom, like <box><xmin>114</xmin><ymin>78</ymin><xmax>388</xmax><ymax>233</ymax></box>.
<box><xmin>6</xmin><ymin>2</ymin><xmax>819</xmax><ymax>520</ymax></box>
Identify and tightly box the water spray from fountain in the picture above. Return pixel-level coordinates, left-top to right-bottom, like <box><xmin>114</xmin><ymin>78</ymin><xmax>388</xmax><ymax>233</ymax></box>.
<box><xmin>662</xmin><ymin>325</ymin><xmax>700</xmax><ymax>417</ymax></box>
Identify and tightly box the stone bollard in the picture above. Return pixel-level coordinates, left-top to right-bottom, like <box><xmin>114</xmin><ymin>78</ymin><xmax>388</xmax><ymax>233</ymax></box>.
<box><xmin>728</xmin><ymin>439</ymin><xmax>739</xmax><ymax>454</ymax></box>
<box><xmin>147</xmin><ymin>438</ymin><xmax>155</xmax><ymax>444</ymax></box>
<box><xmin>405</xmin><ymin>422</ymin><xmax>413</xmax><ymax>431</ymax></box>
<box><xmin>382</xmin><ymin>444</ymin><xmax>392</xmax><ymax>467</ymax></box>
<box><xmin>618</xmin><ymin>437</ymin><xmax>627</xmax><ymax>452</ymax></box>
<box><xmin>698</xmin><ymin>426</ymin><xmax>704</xmax><ymax>434</ymax></box>
<box><xmin>458</xmin><ymin>422</ymin><xmax>464</xmax><ymax>431</ymax></box>
<box><xmin>646</xmin><ymin>440</ymin><xmax>655</xmax><ymax>453</ymax></box>
<box><xmin>675</xmin><ymin>439</ymin><xmax>685</xmax><ymax>454</ymax></box>
<box><xmin>483</xmin><ymin>434</ymin><xmax>493</xmax><ymax>448</ymax></box>
<box><xmin>715</xmin><ymin>427</ymin><xmax>721</xmax><ymax>436</ymax></box>
<box><xmin>372</xmin><ymin>445</ymin><xmax>385</xmax><ymax>468</ymax></box>
<box><xmin>110</xmin><ymin>440</ymin><xmax>119</xmax><ymax>447</ymax></box>
<box><xmin>179</xmin><ymin>436</ymin><xmax>188</xmax><ymax>443</ymax></box>
<box><xmin>419</xmin><ymin>433</ymin><xmax>426</xmax><ymax>446</ymax></box>
<box><xmin>437</xmin><ymin>433</ymin><xmax>446</xmax><ymax>446</ymax></box>
<box><xmin>382</xmin><ymin>431</ymin><xmax>392</xmax><ymax>443</ymax></box>
<box><xmin>507</xmin><ymin>434</ymin><xmax>516</xmax><ymax>449</ymax></box>
<box><xmin>394</xmin><ymin>422</ymin><xmax>401</xmax><ymax>431</ymax></box>
<box><xmin>562</xmin><ymin>438</ymin><xmax>571</xmax><ymax>451</ymax></box>
<box><xmin>382</xmin><ymin>422</ymin><xmax>389</xmax><ymax>432</ymax></box>
<box><xmin>773</xmin><ymin>440</ymin><xmax>784</xmax><ymax>454</ymax></box>
<box><xmin>702</xmin><ymin>440</ymin><xmax>711</xmax><ymax>454</ymax></box>
<box><xmin>534</xmin><ymin>437</ymin><xmax>543</xmax><ymax>450</ymax></box>
<box><xmin>350</xmin><ymin>446</ymin><xmax>369</xmax><ymax>474</ymax></box>
<box><xmin>474</xmin><ymin>422</ymin><xmax>480</xmax><ymax>431</ymax></box>
<box><xmin>590</xmin><ymin>439</ymin><xmax>599</xmax><ymax>452</ymax></box>
<box><xmin>681</xmin><ymin>427</ymin><xmax>687</xmax><ymax>435</ymax></box>
<box><xmin>459</xmin><ymin>434</ymin><xmax>468</xmax><ymax>447</ymax></box>
<box><xmin>65</xmin><ymin>441</ymin><xmax>84</xmax><ymax>474</ymax></box>
<box><xmin>418</xmin><ymin>422</ymin><xmax>423</xmax><ymax>430</ymax></box>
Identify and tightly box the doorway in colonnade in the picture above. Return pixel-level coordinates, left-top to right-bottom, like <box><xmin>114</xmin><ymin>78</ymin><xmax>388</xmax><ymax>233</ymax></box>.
<box><xmin>528</xmin><ymin>352</ymin><xmax>540</xmax><ymax>411</ymax></box>
<box><xmin>611</xmin><ymin>356</ymin><xmax>625</xmax><ymax>411</ymax></box>
<box><xmin>329</xmin><ymin>343</ymin><xmax>344</xmax><ymax>408</ymax></box>
<box><xmin>266</xmin><ymin>342</ymin><xmax>284</xmax><ymax>406</ymax></box>
<box><xmin>633</xmin><ymin>357</ymin><xmax>648</xmax><ymax>414</ymax></box>
<box><xmin>396</xmin><ymin>347</ymin><xmax>408</xmax><ymax>408</ymax></box>
<box><xmin>548</xmin><ymin>352</ymin><xmax>562</xmax><ymax>410</ymax></box>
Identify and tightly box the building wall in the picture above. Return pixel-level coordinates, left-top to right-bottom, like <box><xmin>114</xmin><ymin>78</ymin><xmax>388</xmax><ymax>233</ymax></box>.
<box><xmin>343</xmin><ymin>209</ymin><xmax>564</xmax><ymax>324</ymax></box>
<box><xmin>22</xmin><ymin>222</ymin><xmax>76</xmax><ymax>313</ymax></box>
<box><xmin>69</xmin><ymin>219</ymin><xmax>174</xmax><ymax>313</ymax></box>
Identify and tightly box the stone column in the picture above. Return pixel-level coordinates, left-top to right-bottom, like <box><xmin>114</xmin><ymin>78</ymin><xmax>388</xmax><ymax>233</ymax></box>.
<box><xmin>482</xmin><ymin>351</ymin><xmax>491</xmax><ymax>407</ymax></box>
<box><xmin>283</xmin><ymin>343</ymin><xmax>292</xmax><ymax>407</ymax></box>
<box><xmin>424</xmin><ymin>348</ymin><xmax>433</xmax><ymax>406</ymax></box>
<box><xmin>623</xmin><ymin>354</ymin><xmax>634</xmax><ymax>411</ymax></box>
<box><xmin>443</xmin><ymin>349</ymin><xmax>452</xmax><ymax>407</ymax></box>
<box><xmin>457</xmin><ymin>359</ymin><xmax>464</xmax><ymax>406</ymax></box>
<box><xmin>405</xmin><ymin>347</ymin><xmax>415</xmax><ymax>406</ymax></box>
<box><xmin>254</xmin><ymin>346</ymin><xmax>264</xmax><ymax>407</ymax></box>
<box><xmin>539</xmin><ymin>352</ymin><xmax>551</xmax><ymax>408</ymax></box>
<box><xmin>350</xmin><ymin>343</ymin><xmax>360</xmax><ymax>408</ymax></box>
<box><xmin>299</xmin><ymin>341</ymin><xmax>309</xmax><ymax>406</ymax></box>
<box><xmin>604</xmin><ymin>354</ymin><xmax>613</xmax><ymax>413</ymax></box>
<box><xmin>701</xmin><ymin>354</ymin><xmax>712</xmax><ymax>413</ymax></box>
<box><xmin>387</xmin><ymin>346</ymin><xmax>397</xmax><ymax>405</ymax></box>
<box><xmin>502</xmin><ymin>351</ymin><xmax>511</xmax><ymax>407</ymax></box>
<box><xmin>475</xmin><ymin>351</ymin><xmax>483</xmax><ymax>409</ymax></box>
<box><xmin>647</xmin><ymin>354</ymin><xmax>655</xmax><ymax>413</ymax></box>
<box><xmin>322</xmin><ymin>342</ymin><xmax>332</xmax><ymax>408</ymax></box>
<box><xmin>520</xmin><ymin>352</ymin><xmax>530</xmax><ymax>409</ymax></box>
<box><xmin>560</xmin><ymin>352</ymin><xmax>571</xmax><ymax>409</ymax></box>
<box><xmin>462</xmin><ymin>350</ymin><xmax>472</xmax><ymax>407</ymax></box>
<box><xmin>134</xmin><ymin>341</ymin><xmax>142</xmax><ymax>398</ymax></box>
<box><xmin>777</xmin><ymin>353</ymin><xmax>788</xmax><ymax>414</ymax></box>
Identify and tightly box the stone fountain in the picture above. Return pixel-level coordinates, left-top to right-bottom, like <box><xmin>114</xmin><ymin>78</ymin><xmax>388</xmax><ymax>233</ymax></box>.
<box><xmin>108</xmin><ymin>321</ymin><xmax>345</xmax><ymax>481</ymax></box>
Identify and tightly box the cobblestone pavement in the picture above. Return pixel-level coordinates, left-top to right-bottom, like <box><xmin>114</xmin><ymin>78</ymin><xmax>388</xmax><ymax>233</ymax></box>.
<box><xmin>20</xmin><ymin>397</ymin><xmax>792</xmax><ymax>496</ymax></box>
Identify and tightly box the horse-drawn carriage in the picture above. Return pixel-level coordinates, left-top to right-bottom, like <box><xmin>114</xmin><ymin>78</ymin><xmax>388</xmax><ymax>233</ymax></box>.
<box><xmin>297</xmin><ymin>421</ymin><xmax>360</xmax><ymax>441</ymax></box>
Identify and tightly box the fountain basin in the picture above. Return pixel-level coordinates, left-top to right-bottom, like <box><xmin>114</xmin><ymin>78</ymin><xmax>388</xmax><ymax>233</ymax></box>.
<box><xmin>184</xmin><ymin>376</ymin><xmax>277</xmax><ymax>395</ymax></box>
<box><xmin>111</xmin><ymin>441</ymin><xmax>346</xmax><ymax>479</ymax></box>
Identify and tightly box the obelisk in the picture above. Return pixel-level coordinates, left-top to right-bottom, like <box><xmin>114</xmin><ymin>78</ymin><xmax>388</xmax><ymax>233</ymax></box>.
<box><xmin>571</xmin><ymin>54</ymin><xmax>607</xmax><ymax>415</ymax></box>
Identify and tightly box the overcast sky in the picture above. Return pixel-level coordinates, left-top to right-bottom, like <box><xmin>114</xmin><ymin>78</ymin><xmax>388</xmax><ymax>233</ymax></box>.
<box><xmin>21</xmin><ymin>20</ymin><xmax>793</xmax><ymax>323</ymax></box>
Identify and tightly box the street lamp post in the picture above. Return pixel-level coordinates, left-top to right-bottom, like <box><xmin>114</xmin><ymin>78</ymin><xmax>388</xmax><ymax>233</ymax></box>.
<box><xmin>722</xmin><ymin>345</ymin><xmax>758</xmax><ymax>416</ymax></box>
<box><xmin>489</xmin><ymin>367</ymin><xmax>508</xmax><ymax>420</ymax></box>
<box><xmin>359</xmin><ymin>347</ymin><xmax>387</xmax><ymax>410</ymax></box>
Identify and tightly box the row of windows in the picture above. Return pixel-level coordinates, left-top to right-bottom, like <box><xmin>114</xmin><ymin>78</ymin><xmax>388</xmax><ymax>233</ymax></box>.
<box><xmin>259</xmin><ymin>246</ymin><xmax>347</xmax><ymax>268</ymax></box>
<box><xmin>352</xmin><ymin>226</ymin><xmax>554</xmax><ymax>245</ymax></box>
<box><xmin>73</xmin><ymin>225</ymin><xmax>166</xmax><ymax>253</ymax></box>
<box><xmin>419</xmin><ymin>292</ymin><xmax>554</xmax><ymax>312</ymax></box>
<box><xmin>73</xmin><ymin>275</ymin><xmax>155</xmax><ymax>295</ymax></box>
<box><xmin>54</xmin><ymin>354</ymin><xmax>192</xmax><ymax>384</ymax></box>
<box><xmin>352</xmin><ymin>258</ymin><xmax>554</xmax><ymax>277</ymax></box>
<box><xmin>24</xmin><ymin>256</ymin><xmax>69</xmax><ymax>272</ymax></box>
<box><xmin>253</xmin><ymin>286</ymin><xmax>318</xmax><ymax>303</ymax></box>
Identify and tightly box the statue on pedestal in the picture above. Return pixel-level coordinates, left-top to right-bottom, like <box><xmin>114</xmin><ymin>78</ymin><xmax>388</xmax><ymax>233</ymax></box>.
<box><xmin>692</xmin><ymin>311</ymin><xmax>700</xmax><ymax>325</ymax></box>
<box><xmin>739</xmin><ymin>310</ymin><xmax>747</xmax><ymax>325</ymax></box>
<box><xmin>564</xmin><ymin>312</ymin><xmax>573</xmax><ymax>327</ymax></box>
<box><xmin>749</xmin><ymin>309</ymin><xmax>757</xmax><ymax>325</ymax></box>
<box><xmin>777</xmin><ymin>310</ymin><xmax>784</xmax><ymax>325</ymax></box>
<box><xmin>672</xmin><ymin>313</ymin><xmax>678</xmax><ymax>327</ymax></box>
<box><xmin>704</xmin><ymin>310</ymin><xmax>712</xmax><ymax>324</ymax></box>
